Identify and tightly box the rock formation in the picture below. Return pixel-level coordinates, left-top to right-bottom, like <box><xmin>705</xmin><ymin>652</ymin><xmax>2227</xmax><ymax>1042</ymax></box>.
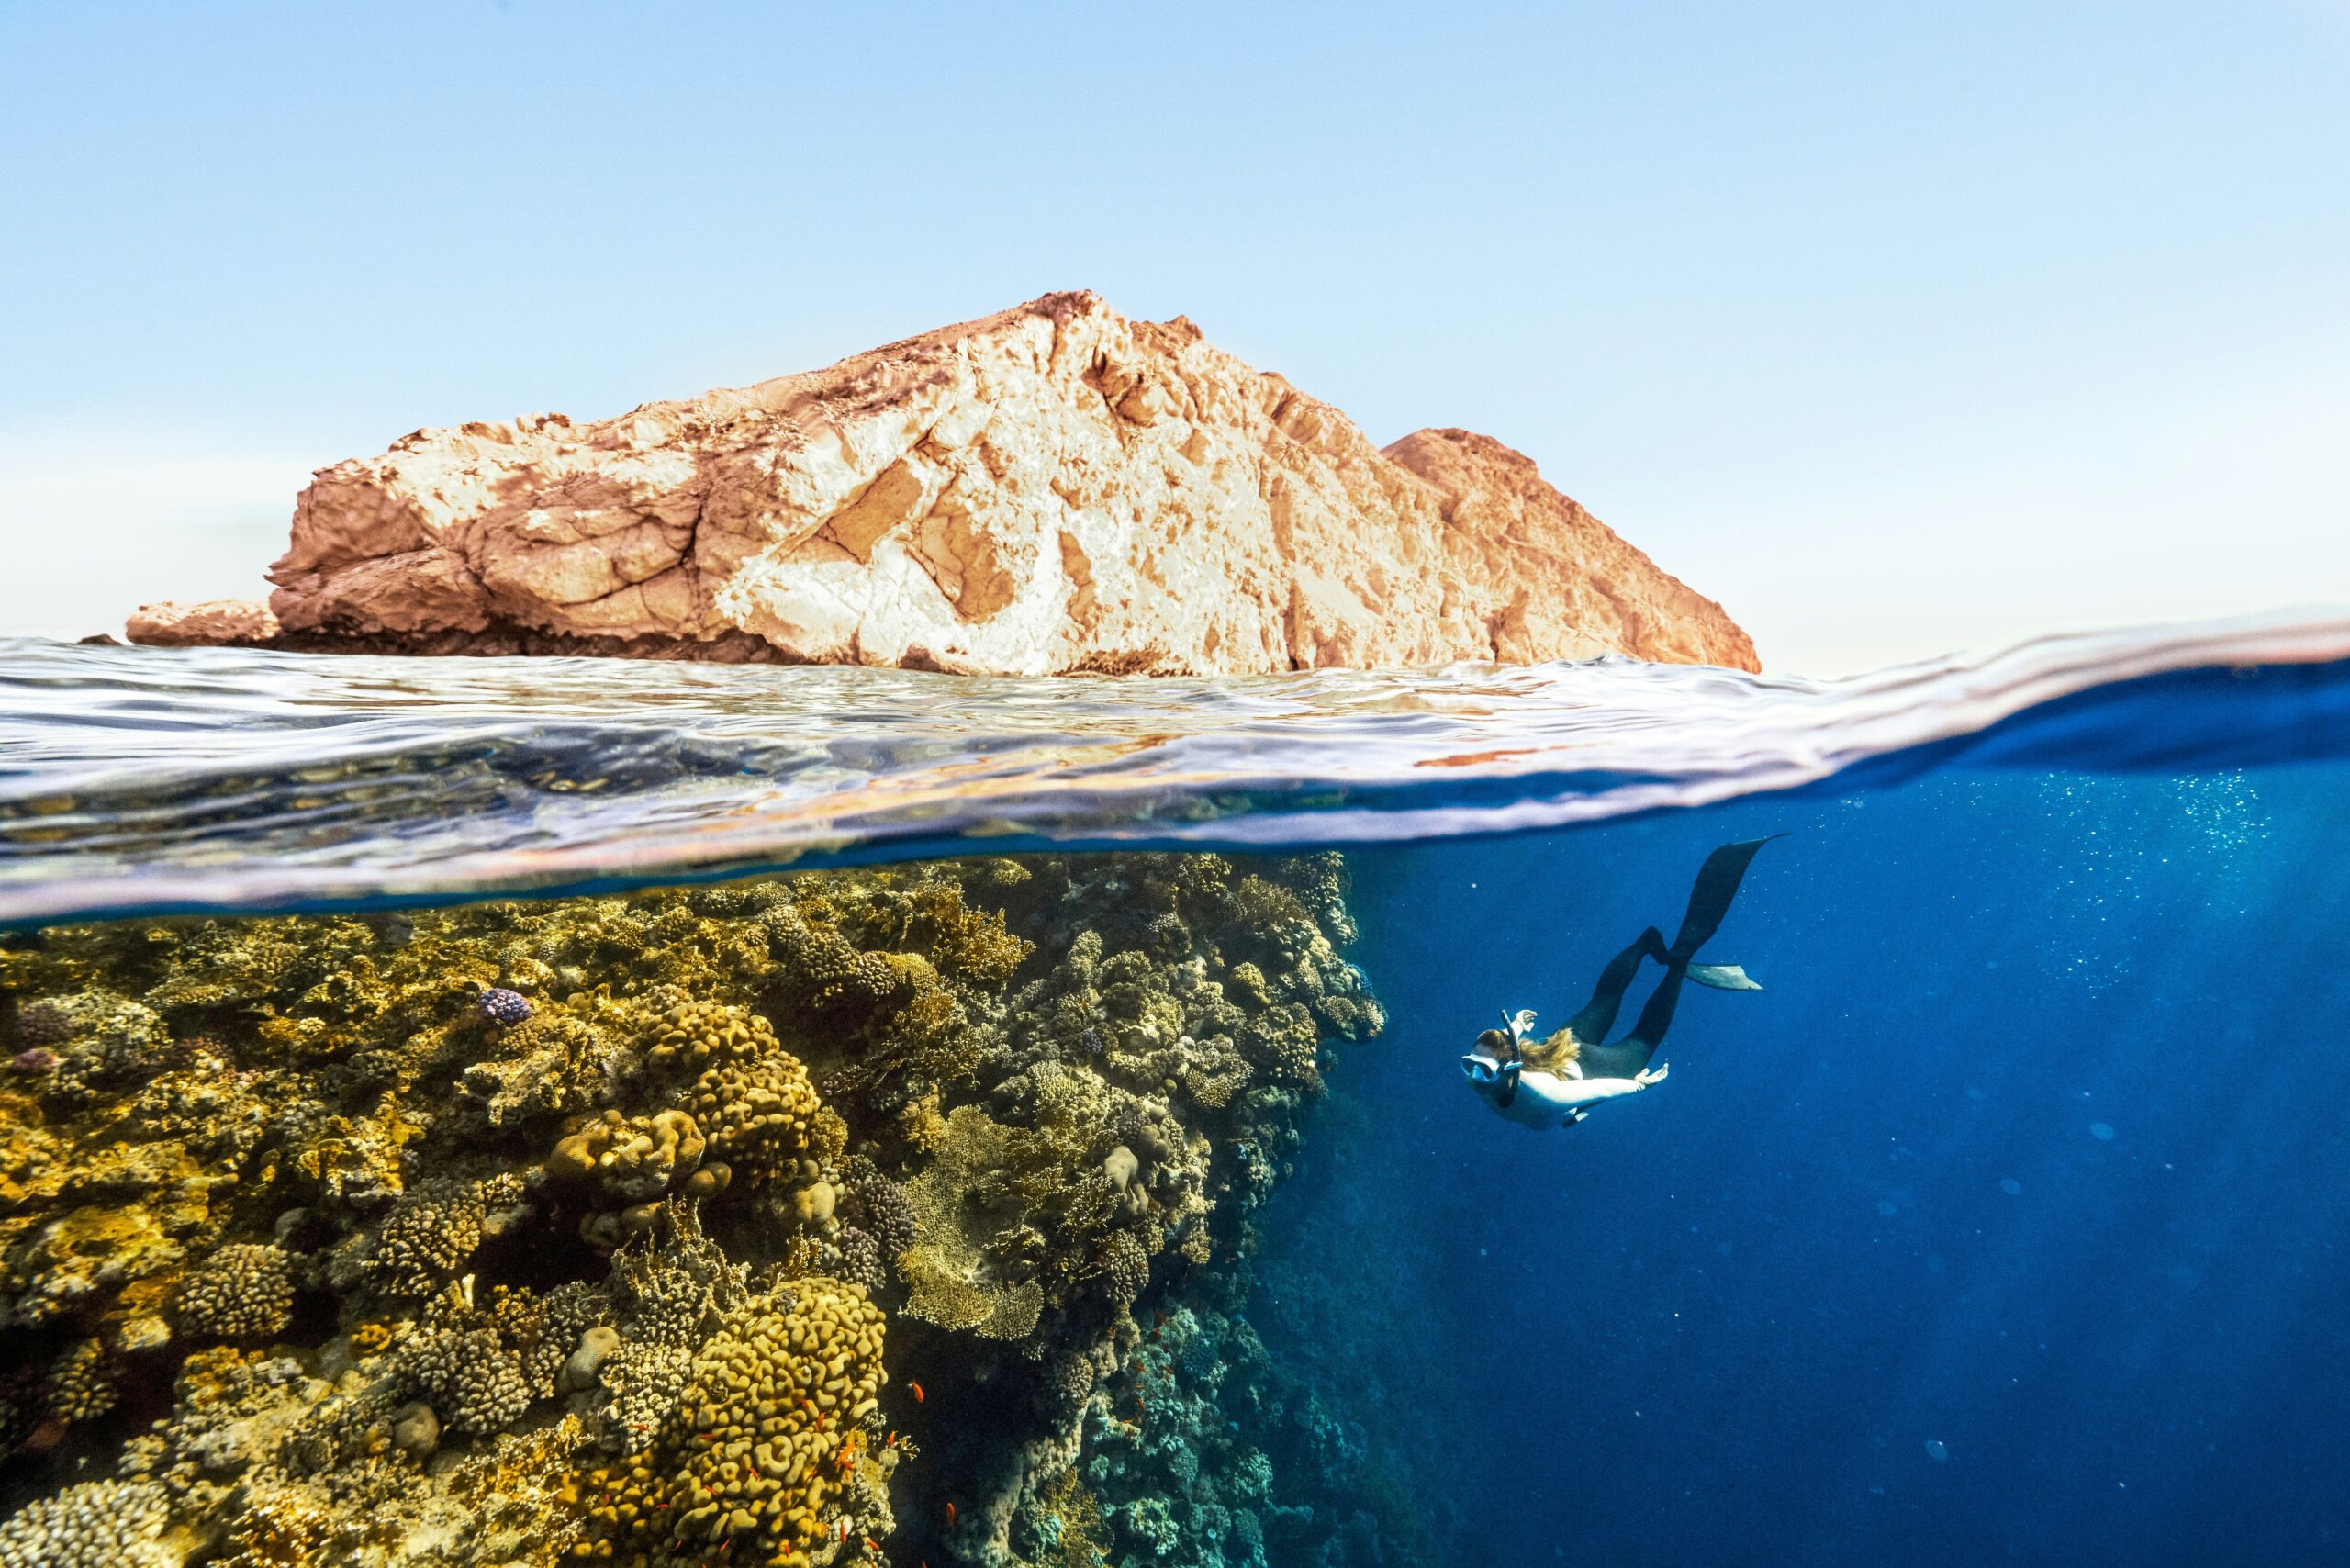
<box><xmin>123</xmin><ymin>598</ymin><xmax>281</xmax><ymax>647</ymax></box>
<box><xmin>139</xmin><ymin>292</ymin><xmax>1758</xmax><ymax>673</ymax></box>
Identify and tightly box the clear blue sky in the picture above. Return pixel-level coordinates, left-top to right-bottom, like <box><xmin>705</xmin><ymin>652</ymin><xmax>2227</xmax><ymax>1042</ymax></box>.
<box><xmin>3</xmin><ymin>1</ymin><xmax>2344</xmax><ymax>673</ymax></box>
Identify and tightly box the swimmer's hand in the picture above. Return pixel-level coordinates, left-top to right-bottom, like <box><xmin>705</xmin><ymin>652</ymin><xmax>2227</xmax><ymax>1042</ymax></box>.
<box><xmin>1634</xmin><ymin>1062</ymin><xmax>1670</xmax><ymax>1088</ymax></box>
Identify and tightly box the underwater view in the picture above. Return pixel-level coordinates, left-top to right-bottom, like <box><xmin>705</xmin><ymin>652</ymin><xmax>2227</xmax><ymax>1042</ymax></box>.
<box><xmin>2</xmin><ymin>617</ymin><xmax>2348</xmax><ymax>1567</ymax></box>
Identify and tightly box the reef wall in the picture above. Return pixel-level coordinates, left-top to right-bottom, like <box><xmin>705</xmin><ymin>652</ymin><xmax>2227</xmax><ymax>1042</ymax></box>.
<box><xmin>0</xmin><ymin>852</ymin><xmax>1405</xmax><ymax>1567</ymax></box>
<box><xmin>126</xmin><ymin>291</ymin><xmax>1759</xmax><ymax>675</ymax></box>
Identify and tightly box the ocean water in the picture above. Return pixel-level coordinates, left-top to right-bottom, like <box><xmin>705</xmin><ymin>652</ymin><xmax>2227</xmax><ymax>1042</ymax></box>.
<box><xmin>0</xmin><ymin>614</ymin><xmax>2345</xmax><ymax>1568</ymax></box>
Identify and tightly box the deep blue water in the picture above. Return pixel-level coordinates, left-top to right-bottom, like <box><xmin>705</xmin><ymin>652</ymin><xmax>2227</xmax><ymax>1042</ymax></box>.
<box><xmin>1266</xmin><ymin>761</ymin><xmax>2350</xmax><ymax>1565</ymax></box>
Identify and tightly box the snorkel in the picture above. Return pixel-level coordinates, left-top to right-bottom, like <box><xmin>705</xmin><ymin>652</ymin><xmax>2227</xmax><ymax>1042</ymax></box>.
<box><xmin>1460</xmin><ymin>1027</ymin><xmax>1518</xmax><ymax>1109</ymax></box>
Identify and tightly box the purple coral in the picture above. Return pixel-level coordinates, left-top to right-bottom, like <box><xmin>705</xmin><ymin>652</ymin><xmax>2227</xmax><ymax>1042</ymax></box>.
<box><xmin>11</xmin><ymin>1002</ymin><xmax>70</xmax><ymax>1048</ymax></box>
<box><xmin>9</xmin><ymin>1047</ymin><xmax>58</xmax><ymax>1075</ymax></box>
<box><xmin>162</xmin><ymin>1033</ymin><xmax>229</xmax><ymax>1070</ymax></box>
<box><xmin>476</xmin><ymin>988</ymin><xmax>533</xmax><ymax>1026</ymax></box>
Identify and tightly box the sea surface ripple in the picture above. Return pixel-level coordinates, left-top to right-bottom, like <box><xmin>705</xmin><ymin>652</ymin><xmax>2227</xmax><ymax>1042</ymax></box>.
<box><xmin>4</xmin><ymin>610</ymin><xmax>2347</xmax><ymax>924</ymax></box>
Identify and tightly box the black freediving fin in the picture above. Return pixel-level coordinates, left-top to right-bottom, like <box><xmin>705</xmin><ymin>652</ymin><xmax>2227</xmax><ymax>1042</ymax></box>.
<box><xmin>1667</xmin><ymin>834</ymin><xmax>1786</xmax><ymax>964</ymax></box>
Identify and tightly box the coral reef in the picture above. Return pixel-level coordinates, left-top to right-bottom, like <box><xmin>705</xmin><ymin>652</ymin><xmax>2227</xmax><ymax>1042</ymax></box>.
<box><xmin>576</xmin><ymin>1275</ymin><xmax>891</xmax><ymax>1564</ymax></box>
<box><xmin>477</xmin><ymin>987</ymin><xmax>535</xmax><ymax>1026</ymax></box>
<box><xmin>0</xmin><ymin>1477</ymin><xmax>180</xmax><ymax>1567</ymax></box>
<box><xmin>174</xmin><ymin>1243</ymin><xmax>297</xmax><ymax>1341</ymax></box>
<box><xmin>367</xmin><ymin>1181</ymin><xmax>488</xmax><ymax>1297</ymax></box>
<box><xmin>0</xmin><ymin>852</ymin><xmax>1385</xmax><ymax>1566</ymax></box>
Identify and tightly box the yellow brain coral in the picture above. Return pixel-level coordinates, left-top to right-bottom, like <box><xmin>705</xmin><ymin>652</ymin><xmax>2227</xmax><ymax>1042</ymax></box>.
<box><xmin>575</xmin><ymin>1276</ymin><xmax>888</xmax><ymax>1567</ymax></box>
<box><xmin>645</xmin><ymin>1002</ymin><xmax>823</xmax><ymax>1179</ymax></box>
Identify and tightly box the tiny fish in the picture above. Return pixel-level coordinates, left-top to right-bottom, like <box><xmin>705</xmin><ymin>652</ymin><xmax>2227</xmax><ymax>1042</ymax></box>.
<box><xmin>909</xmin><ymin>1381</ymin><xmax>924</xmax><ymax>1404</ymax></box>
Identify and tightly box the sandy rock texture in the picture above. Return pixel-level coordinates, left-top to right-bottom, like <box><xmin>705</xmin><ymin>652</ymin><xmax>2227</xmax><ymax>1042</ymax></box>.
<box><xmin>125</xmin><ymin>598</ymin><xmax>282</xmax><ymax>647</ymax></box>
<box><xmin>254</xmin><ymin>292</ymin><xmax>1757</xmax><ymax>673</ymax></box>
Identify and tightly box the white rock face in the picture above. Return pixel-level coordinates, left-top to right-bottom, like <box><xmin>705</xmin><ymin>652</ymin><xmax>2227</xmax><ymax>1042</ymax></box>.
<box><xmin>257</xmin><ymin>292</ymin><xmax>1756</xmax><ymax>673</ymax></box>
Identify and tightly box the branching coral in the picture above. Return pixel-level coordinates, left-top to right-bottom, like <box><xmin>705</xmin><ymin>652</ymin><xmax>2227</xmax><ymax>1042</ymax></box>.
<box><xmin>1098</xmin><ymin>1232</ymin><xmax>1150</xmax><ymax>1309</ymax></box>
<box><xmin>898</xmin><ymin>1106</ymin><xmax>1053</xmax><ymax>1341</ymax></box>
<box><xmin>45</xmin><ymin>1334</ymin><xmax>119</xmax><ymax>1422</ymax></box>
<box><xmin>823</xmin><ymin>1226</ymin><xmax>885</xmax><ymax>1297</ymax></box>
<box><xmin>401</xmin><ymin>1322</ymin><xmax>532</xmax><ymax>1436</ymax></box>
<box><xmin>0</xmin><ymin>1479</ymin><xmax>178</xmax><ymax>1568</ymax></box>
<box><xmin>367</xmin><ymin>1180</ymin><xmax>487</xmax><ymax>1297</ymax></box>
<box><xmin>1017</xmin><ymin>1464</ymin><xmax>1114</xmax><ymax>1568</ymax></box>
<box><xmin>839</xmin><ymin>1162</ymin><xmax>915</xmax><ymax>1261</ymax></box>
<box><xmin>176</xmin><ymin>1242</ymin><xmax>297</xmax><ymax>1340</ymax></box>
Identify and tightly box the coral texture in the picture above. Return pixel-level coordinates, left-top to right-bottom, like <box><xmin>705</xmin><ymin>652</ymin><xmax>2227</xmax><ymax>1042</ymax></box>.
<box><xmin>0</xmin><ymin>852</ymin><xmax>1387</xmax><ymax>1567</ymax></box>
<box><xmin>236</xmin><ymin>292</ymin><xmax>1755</xmax><ymax>673</ymax></box>
<box><xmin>175</xmin><ymin>1244</ymin><xmax>297</xmax><ymax>1340</ymax></box>
<box><xmin>579</xmin><ymin>1276</ymin><xmax>890</xmax><ymax>1565</ymax></box>
<box><xmin>0</xmin><ymin>1478</ymin><xmax>180</xmax><ymax>1568</ymax></box>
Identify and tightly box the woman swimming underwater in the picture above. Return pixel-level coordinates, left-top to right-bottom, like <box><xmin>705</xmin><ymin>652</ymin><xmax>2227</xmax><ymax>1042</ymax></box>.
<box><xmin>1460</xmin><ymin>837</ymin><xmax>1780</xmax><ymax>1130</ymax></box>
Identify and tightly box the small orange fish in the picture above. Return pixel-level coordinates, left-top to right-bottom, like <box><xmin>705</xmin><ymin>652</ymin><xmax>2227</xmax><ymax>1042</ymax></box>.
<box><xmin>909</xmin><ymin>1381</ymin><xmax>925</xmax><ymax>1404</ymax></box>
<box><xmin>945</xmin><ymin>1501</ymin><xmax>957</xmax><ymax>1526</ymax></box>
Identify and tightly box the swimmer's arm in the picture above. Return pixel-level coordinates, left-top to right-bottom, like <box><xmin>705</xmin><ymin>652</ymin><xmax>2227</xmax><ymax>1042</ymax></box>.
<box><xmin>1542</xmin><ymin>1061</ymin><xmax>1668</xmax><ymax>1106</ymax></box>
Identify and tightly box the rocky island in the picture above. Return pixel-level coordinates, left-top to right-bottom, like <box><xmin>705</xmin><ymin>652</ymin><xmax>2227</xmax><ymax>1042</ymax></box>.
<box><xmin>127</xmin><ymin>292</ymin><xmax>1756</xmax><ymax>675</ymax></box>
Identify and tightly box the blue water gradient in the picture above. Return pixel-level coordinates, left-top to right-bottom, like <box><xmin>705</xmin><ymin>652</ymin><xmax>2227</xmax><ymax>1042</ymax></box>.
<box><xmin>1263</xmin><ymin>761</ymin><xmax>2350</xmax><ymax>1564</ymax></box>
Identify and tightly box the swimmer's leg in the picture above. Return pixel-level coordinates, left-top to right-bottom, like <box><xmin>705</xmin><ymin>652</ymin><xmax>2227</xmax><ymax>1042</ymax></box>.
<box><xmin>1580</xmin><ymin>837</ymin><xmax>1782</xmax><ymax>1077</ymax></box>
<box><xmin>1561</xmin><ymin>926</ymin><xmax>1670</xmax><ymax>1047</ymax></box>
<box><xmin>1593</xmin><ymin>966</ymin><xmax>1689</xmax><ymax>1077</ymax></box>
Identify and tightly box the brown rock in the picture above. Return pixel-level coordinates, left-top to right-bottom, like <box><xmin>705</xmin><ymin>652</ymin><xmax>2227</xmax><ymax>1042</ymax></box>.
<box><xmin>125</xmin><ymin>598</ymin><xmax>282</xmax><ymax>647</ymax></box>
<box><xmin>257</xmin><ymin>292</ymin><xmax>1755</xmax><ymax>673</ymax></box>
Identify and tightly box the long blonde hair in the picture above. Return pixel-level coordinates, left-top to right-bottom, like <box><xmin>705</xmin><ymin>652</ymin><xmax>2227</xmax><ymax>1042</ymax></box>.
<box><xmin>1519</xmin><ymin>1026</ymin><xmax>1582</xmax><ymax>1073</ymax></box>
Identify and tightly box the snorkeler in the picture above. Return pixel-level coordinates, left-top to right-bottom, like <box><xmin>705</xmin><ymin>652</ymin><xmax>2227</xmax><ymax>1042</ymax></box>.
<box><xmin>1460</xmin><ymin>837</ymin><xmax>1779</xmax><ymax>1130</ymax></box>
